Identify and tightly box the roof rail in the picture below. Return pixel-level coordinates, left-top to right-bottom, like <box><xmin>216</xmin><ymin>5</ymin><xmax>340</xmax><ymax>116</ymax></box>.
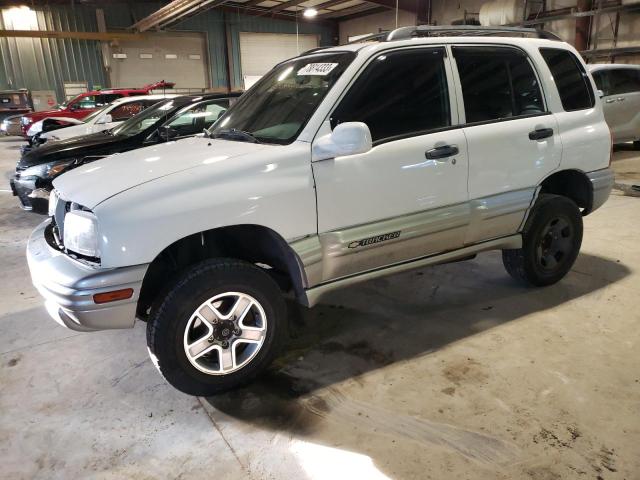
<box><xmin>385</xmin><ymin>25</ymin><xmax>561</xmax><ymax>41</ymax></box>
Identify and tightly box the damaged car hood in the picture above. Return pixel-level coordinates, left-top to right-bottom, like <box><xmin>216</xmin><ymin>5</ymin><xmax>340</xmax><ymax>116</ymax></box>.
<box><xmin>53</xmin><ymin>136</ymin><xmax>269</xmax><ymax>208</ymax></box>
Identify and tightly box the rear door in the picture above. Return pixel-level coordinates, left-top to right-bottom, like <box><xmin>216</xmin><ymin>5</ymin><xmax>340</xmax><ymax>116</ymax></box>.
<box><xmin>453</xmin><ymin>45</ymin><xmax>561</xmax><ymax>245</ymax></box>
<box><xmin>600</xmin><ymin>68</ymin><xmax>640</xmax><ymax>142</ymax></box>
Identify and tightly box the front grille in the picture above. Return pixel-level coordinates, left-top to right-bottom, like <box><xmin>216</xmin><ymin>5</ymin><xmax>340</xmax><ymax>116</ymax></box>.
<box><xmin>51</xmin><ymin>190</ymin><xmax>69</xmax><ymax>245</ymax></box>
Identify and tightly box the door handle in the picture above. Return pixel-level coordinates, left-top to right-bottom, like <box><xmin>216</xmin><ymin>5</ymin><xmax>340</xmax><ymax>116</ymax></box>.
<box><xmin>605</xmin><ymin>98</ymin><xmax>616</xmax><ymax>103</ymax></box>
<box><xmin>528</xmin><ymin>128</ymin><xmax>554</xmax><ymax>141</ymax></box>
<box><xmin>425</xmin><ymin>145</ymin><xmax>458</xmax><ymax>160</ymax></box>
<box><xmin>617</xmin><ymin>97</ymin><xmax>626</xmax><ymax>102</ymax></box>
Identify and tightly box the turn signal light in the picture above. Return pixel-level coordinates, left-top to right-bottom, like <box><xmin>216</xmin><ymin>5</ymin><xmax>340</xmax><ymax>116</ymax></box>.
<box><xmin>93</xmin><ymin>288</ymin><xmax>134</xmax><ymax>304</ymax></box>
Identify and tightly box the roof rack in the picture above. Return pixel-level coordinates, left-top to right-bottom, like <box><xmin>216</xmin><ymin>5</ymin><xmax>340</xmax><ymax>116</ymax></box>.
<box><xmin>348</xmin><ymin>25</ymin><xmax>561</xmax><ymax>44</ymax></box>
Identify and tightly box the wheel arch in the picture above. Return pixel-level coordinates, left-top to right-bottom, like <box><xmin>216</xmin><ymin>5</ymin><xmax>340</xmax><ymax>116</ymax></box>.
<box><xmin>539</xmin><ymin>169</ymin><xmax>594</xmax><ymax>215</ymax></box>
<box><xmin>137</xmin><ymin>224</ymin><xmax>308</xmax><ymax>319</ymax></box>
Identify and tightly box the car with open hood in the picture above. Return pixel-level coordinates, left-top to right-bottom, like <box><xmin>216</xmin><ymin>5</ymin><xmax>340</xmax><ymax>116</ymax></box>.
<box><xmin>17</xmin><ymin>80</ymin><xmax>174</xmax><ymax>137</ymax></box>
<box><xmin>11</xmin><ymin>92</ymin><xmax>239</xmax><ymax>213</ymax></box>
<box><xmin>25</xmin><ymin>94</ymin><xmax>178</xmax><ymax>148</ymax></box>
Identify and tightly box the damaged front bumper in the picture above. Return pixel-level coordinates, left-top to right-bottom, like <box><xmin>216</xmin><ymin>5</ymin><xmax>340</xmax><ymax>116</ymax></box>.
<box><xmin>27</xmin><ymin>220</ymin><xmax>148</xmax><ymax>332</ymax></box>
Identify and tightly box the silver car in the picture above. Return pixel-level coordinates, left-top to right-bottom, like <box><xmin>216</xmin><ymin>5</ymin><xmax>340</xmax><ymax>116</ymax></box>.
<box><xmin>589</xmin><ymin>64</ymin><xmax>640</xmax><ymax>147</ymax></box>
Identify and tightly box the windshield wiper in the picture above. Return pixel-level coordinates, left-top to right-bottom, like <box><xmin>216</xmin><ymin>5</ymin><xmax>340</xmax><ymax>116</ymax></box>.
<box><xmin>211</xmin><ymin>128</ymin><xmax>262</xmax><ymax>144</ymax></box>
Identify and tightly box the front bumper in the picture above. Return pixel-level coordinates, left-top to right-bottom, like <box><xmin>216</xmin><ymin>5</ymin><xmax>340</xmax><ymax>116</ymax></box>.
<box><xmin>9</xmin><ymin>175</ymin><xmax>48</xmax><ymax>214</ymax></box>
<box><xmin>587</xmin><ymin>167</ymin><xmax>615</xmax><ymax>213</ymax></box>
<box><xmin>27</xmin><ymin>220</ymin><xmax>148</xmax><ymax>332</ymax></box>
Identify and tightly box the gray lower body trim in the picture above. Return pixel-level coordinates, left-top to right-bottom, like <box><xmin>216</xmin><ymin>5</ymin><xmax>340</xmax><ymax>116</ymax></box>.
<box><xmin>291</xmin><ymin>188</ymin><xmax>536</xmax><ymax>289</ymax></box>
<box><xmin>587</xmin><ymin>167</ymin><xmax>614</xmax><ymax>213</ymax></box>
<box><xmin>302</xmin><ymin>234</ymin><xmax>522</xmax><ymax>307</ymax></box>
<box><xmin>27</xmin><ymin>220</ymin><xmax>148</xmax><ymax>332</ymax></box>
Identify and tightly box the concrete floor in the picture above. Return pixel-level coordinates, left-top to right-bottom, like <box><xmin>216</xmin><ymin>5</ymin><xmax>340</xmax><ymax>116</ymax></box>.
<box><xmin>0</xmin><ymin>136</ymin><xmax>638</xmax><ymax>480</ymax></box>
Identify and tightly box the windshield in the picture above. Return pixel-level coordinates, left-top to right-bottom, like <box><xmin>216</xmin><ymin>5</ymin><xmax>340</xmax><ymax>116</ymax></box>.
<box><xmin>209</xmin><ymin>51</ymin><xmax>355</xmax><ymax>144</ymax></box>
<box><xmin>111</xmin><ymin>99</ymin><xmax>177</xmax><ymax>137</ymax></box>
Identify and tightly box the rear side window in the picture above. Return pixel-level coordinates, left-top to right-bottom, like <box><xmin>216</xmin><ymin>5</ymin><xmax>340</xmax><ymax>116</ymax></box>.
<box><xmin>608</xmin><ymin>69</ymin><xmax>640</xmax><ymax>95</ymax></box>
<box><xmin>540</xmin><ymin>48</ymin><xmax>594</xmax><ymax>111</ymax></box>
<box><xmin>331</xmin><ymin>48</ymin><xmax>450</xmax><ymax>143</ymax></box>
<box><xmin>454</xmin><ymin>47</ymin><xmax>544</xmax><ymax>123</ymax></box>
<box><xmin>591</xmin><ymin>70</ymin><xmax>608</xmax><ymax>95</ymax></box>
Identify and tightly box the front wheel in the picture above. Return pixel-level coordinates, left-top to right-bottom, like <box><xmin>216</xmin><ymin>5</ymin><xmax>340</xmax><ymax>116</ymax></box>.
<box><xmin>146</xmin><ymin>259</ymin><xmax>286</xmax><ymax>396</ymax></box>
<box><xmin>502</xmin><ymin>194</ymin><xmax>583</xmax><ymax>287</ymax></box>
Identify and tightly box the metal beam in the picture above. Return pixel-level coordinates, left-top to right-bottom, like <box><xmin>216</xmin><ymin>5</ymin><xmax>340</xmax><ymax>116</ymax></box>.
<box><xmin>0</xmin><ymin>29</ymin><xmax>145</xmax><ymax>41</ymax></box>
<box><xmin>358</xmin><ymin>0</ymin><xmax>419</xmax><ymax>13</ymax></box>
<box><xmin>270</xmin><ymin>0</ymin><xmax>308</xmax><ymax>13</ymax></box>
<box><xmin>582</xmin><ymin>46</ymin><xmax>640</xmax><ymax>57</ymax></box>
<box><xmin>319</xmin><ymin>3</ymin><xmax>383</xmax><ymax>18</ymax></box>
<box><xmin>133</xmin><ymin>0</ymin><xmax>201</xmax><ymax>32</ymax></box>
<box><xmin>157</xmin><ymin>0</ymin><xmax>229</xmax><ymax>28</ymax></box>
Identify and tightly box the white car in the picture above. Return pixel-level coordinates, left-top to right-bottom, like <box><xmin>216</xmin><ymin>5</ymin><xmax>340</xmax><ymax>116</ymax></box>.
<box><xmin>588</xmin><ymin>63</ymin><xmax>640</xmax><ymax>147</ymax></box>
<box><xmin>27</xmin><ymin>26</ymin><xmax>614</xmax><ymax>396</ymax></box>
<box><xmin>28</xmin><ymin>94</ymin><xmax>178</xmax><ymax>144</ymax></box>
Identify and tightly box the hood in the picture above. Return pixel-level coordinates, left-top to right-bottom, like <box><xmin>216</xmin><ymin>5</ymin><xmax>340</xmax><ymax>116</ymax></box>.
<box><xmin>53</xmin><ymin>136</ymin><xmax>269</xmax><ymax>208</ymax></box>
<box><xmin>41</xmin><ymin>122</ymin><xmax>97</xmax><ymax>140</ymax></box>
<box><xmin>18</xmin><ymin>131</ymin><xmax>124</xmax><ymax>167</ymax></box>
<box><xmin>23</xmin><ymin>108</ymin><xmax>66</xmax><ymax>120</ymax></box>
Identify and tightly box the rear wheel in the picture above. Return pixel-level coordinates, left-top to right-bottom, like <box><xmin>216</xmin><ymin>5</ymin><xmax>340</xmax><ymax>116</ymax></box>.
<box><xmin>146</xmin><ymin>259</ymin><xmax>286</xmax><ymax>396</ymax></box>
<box><xmin>502</xmin><ymin>194</ymin><xmax>583</xmax><ymax>287</ymax></box>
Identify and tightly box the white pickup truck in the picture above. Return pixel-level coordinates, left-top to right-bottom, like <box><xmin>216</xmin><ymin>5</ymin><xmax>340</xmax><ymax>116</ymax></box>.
<box><xmin>27</xmin><ymin>26</ymin><xmax>614</xmax><ymax>396</ymax></box>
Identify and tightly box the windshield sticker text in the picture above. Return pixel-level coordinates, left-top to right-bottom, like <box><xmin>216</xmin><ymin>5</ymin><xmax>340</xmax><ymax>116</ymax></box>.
<box><xmin>297</xmin><ymin>63</ymin><xmax>339</xmax><ymax>76</ymax></box>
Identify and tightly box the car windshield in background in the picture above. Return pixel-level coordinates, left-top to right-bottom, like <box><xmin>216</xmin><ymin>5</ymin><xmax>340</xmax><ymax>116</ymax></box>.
<box><xmin>82</xmin><ymin>105</ymin><xmax>110</xmax><ymax>123</ymax></box>
<box><xmin>209</xmin><ymin>51</ymin><xmax>355</xmax><ymax>145</ymax></box>
<box><xmin>111</xmin><ymin>99</ymin><xmax>176</xmax><ymax>137</ymax></box>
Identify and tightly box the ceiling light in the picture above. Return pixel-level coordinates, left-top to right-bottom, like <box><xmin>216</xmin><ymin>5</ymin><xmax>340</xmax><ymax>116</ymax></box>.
<box><xmin>303</xmin><ymin>8</ymin><xmax>318</xmax><ymax>18</ymax></box>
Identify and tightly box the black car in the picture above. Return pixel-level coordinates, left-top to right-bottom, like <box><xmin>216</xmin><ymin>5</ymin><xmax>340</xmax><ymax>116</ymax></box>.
<box><xmin>10</xmin><ymin>93</ymin><xmax>240</xmax><ymax>213</ymax></box>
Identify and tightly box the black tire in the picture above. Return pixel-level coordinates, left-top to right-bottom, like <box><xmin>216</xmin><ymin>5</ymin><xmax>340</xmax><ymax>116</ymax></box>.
<box><xmin>633</xmin><ymin>140</ymin><xmax>640</xmax><ymax>150</ymax></box>
<box><xmin>146</xmin><ymin>258</ymin><xmax>286</xmax><ymax>396</ymax></box>
<box><xmin>502</xmin><ymin>193</ymin><xmax>583</xmax><ymax>287</ymax></box>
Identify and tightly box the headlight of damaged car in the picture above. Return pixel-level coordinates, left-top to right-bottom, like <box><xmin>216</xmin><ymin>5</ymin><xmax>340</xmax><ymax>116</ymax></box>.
<box><xmin>21</xmin><ymin>160</ymin><xmax>74</xmax><ymax>178</ymax></box>
<box><xmin>63</xmin><ymin>210</ymin><xmax>100</xmax><ymax>258</ymax></box>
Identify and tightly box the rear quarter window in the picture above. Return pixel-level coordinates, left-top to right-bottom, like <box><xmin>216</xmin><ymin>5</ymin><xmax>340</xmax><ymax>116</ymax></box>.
<box><xmin>540</xmin><ymin>48</ymin><xmax>594</xmax><ymax>111</ymax></box>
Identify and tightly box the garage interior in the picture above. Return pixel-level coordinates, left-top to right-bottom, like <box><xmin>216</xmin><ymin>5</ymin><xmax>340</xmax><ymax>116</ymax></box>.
<box><xmin>1</xmin><ymin>0</ymin><xmax>640</xmax><ymax>479</ymax></box>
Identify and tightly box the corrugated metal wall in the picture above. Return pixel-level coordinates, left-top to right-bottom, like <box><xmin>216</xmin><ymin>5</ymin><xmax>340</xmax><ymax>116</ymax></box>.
<box><xmin>0</xmin><ymin>5</ymin><xmax>107</xmax><ymax>102</ymax></box>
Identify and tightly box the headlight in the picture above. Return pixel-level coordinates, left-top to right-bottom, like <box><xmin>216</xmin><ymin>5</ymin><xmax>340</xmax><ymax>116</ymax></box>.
<box><xmin>63</xmin><ymin>210</ymin><xmax>100</xmax><ymax>257</ymax></box>
<box><xmin>21</xmin><ymin>160</ymin><xmax>73</xmax><ymax>178</ymax></box>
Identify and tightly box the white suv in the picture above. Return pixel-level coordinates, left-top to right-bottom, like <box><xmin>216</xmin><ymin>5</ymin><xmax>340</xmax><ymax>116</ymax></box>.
<box><xmin>588</xmin><ymin>63</ymin><xmax>640</xmax><ymax>147</ymax></box>
<box><xmin>27</xmin><ymin>26</ymin><xmax>614</xmax><ymax>396</ymax></box>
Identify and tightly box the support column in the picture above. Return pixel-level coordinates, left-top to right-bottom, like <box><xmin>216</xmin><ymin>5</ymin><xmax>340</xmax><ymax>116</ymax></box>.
<box><xmin>575</xmin><ymin>0</ymin><xmax>592</xmax><ymax>51</ymax></box>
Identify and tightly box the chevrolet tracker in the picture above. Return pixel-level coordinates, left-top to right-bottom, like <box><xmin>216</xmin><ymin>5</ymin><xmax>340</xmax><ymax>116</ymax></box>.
<box><xmin>26</xmin><ymin>26</ymin><xmax>614</xmax><ymax>396</ymax></box>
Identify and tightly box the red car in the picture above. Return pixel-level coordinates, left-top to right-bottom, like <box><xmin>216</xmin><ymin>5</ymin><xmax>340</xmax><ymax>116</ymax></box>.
<box><xmin>19</xmin><ymin>80</ymin><xmax>174</xmax><ymax>137</ymax></box>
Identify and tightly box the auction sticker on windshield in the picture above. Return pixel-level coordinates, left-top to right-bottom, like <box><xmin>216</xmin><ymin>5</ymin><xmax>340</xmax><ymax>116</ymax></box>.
<box><xmin>297</xmin><ymin>63</ymin><xmax>339</xmax><ymax>76</ymax></box>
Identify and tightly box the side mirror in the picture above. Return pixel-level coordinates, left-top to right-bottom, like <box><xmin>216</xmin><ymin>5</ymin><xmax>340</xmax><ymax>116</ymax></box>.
<box><xmin>159</xmin><ymin>126</ymin><xmax>178</xmax><ymax>141</ymax></box>
<box><xmin>597</xmin><ymin>89</ymin><xmax>605</xmax><ymax>99</ymax></box>
<box><xmin>312</xmin><ymin>122</ymin><xmax>373</xmax><ymax>162</ymax></box>
<box><xmin>96</xmin><ymin>113</ymin><xmax>112</xmax><ymax>124</ymax></box>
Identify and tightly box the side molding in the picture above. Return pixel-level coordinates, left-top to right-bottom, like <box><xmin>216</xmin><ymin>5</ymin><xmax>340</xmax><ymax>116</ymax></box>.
<box><xmin>301</xmin><ymin>234</ymin><xmax>522</xmax><ymax>307</ymax></box>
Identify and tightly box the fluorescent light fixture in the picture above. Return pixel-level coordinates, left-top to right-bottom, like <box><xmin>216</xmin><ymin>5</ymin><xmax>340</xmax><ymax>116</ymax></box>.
<box><xmin>303</xmin><ymin>8</ymin><xmax>318</xmax><ymax>17</ymax></box>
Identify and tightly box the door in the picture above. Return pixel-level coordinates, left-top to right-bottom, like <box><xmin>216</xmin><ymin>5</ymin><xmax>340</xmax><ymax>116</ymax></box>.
<box><xmin>109</xmin><ymin>33</ymin><xmax>208</xmax><ymax>90</ymax></box>
<box><xmin>239</xmin><ymin>32</ymin><xmax>319</xmax><ymax>89</ymax></box>
<box><xmin>596</xmin><ymin>68</ymin><xmax>640</xmax><ymax>143</ymax></box>
<box><xmin>312</xmin><ymin>47</ymin><xmax>469</xmax><ymax>281</ymax></box>
<box><xmin>453</xmin><ymin>46</ymin><xmax>562</xmax><ymax>245</ymax></box>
